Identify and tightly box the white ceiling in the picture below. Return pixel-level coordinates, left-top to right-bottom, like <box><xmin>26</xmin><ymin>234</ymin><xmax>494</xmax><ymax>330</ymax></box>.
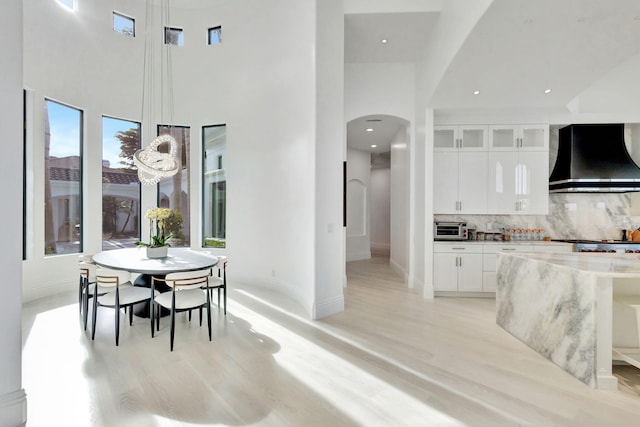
<box><xmin>344</xmin><ymin>0</ymin><xmax>640</xmax><ymax>152</ymax></box>
<box><xmin>344</xmin><ymin>12</ymin><xmax>438</xmax><ymax>63</ymax></box>
<box><xmin>346</xmin><ymin>115</ymin><xmax>408</xmax><ymax>153</ymax></box>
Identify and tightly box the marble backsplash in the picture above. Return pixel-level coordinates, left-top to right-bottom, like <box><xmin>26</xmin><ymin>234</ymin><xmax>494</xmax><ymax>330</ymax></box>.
<box><xmin>435</xmin><ymin>193</ymin><xmax>640</xmax><ymax>241</ymax></box>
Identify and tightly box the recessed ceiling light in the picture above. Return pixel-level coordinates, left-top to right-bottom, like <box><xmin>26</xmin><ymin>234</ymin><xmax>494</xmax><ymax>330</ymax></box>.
<box><xmin>366</xmin><ymin>128</ymin><xmax>373</xmax><ymax>132</ymax></box>
<box><xmin>381</xmin><ymin>39</ymin><xmax>388</xmax><ymax>44</ymax></box>
<box><xmin>544</xmin><ymin>88</ymin><xmax>552</xmax><ymax>94</ymax></box>
<box><xmin>473</xmin><ymin>90</ymin><xmax>480</xmax><ymax>95</ymax></box>
<box><xmin>371</xmin><ymin>145</ymin><xmax>377</xmax><ymax>148</ymax></box>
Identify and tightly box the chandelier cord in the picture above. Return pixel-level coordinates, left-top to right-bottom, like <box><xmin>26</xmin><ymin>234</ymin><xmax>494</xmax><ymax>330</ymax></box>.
<box><xmin>134</xmin><ymin>0</ymin><xmax>179</xmax><ymax>186</ymax></box>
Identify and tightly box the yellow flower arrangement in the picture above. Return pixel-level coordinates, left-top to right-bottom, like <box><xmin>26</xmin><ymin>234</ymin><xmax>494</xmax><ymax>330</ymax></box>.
<box><xmin>137</xmin><ymin>207</ymin><xmax>174</xmax><ymax>248</ymax></box>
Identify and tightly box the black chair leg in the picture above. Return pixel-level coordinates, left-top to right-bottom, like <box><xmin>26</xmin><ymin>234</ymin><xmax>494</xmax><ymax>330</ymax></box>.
<box><xmin>199</xmin><ymin>307</ymin><xmax>203</xmax><ymax>327</ymax></box>
<box><xmin>115</xmin><ymin>303</ymin><xmax>120</xmax><ymax>346</ymax></box>
<box><xmin>188</xmin><ymin>310</ymin><xmax>192</xmax><ymax>322</ymax></box>
<box><xmin>129</xmin><ymin>305</ymin><xmax>134</xmax><ymax>326</ymax></box>
<box><xmin>150</xmin><ymin>302</ymin><xmax>155</xmax><ymax>338</ymax></box>
<box><xmin>91</xmin><ymin>294</ymin><xmax>98</xmax><ymax>340</ymax></box>
<box><xmin>170</xmin><ymin>309</ymin><xmax>175</xmax><ymax>351</ymax></box>
<box><xmin>83</xmin><ymin>281</ymin><xmax>90</xmax><ymax>330</ymax></box>
<box><xmin>207</xmin><ymin>308</ymin><xmax>212</xmax><ymax>340</ymax></box>
<box><xmin>223</xmin><ymin>287</ymin><xmax>226</xmax><ymax>315</ymax></box>
<box><xmin>78</xmin><ymin>276</ymin><xmax>83</xmax><ymax>314</ymax></box>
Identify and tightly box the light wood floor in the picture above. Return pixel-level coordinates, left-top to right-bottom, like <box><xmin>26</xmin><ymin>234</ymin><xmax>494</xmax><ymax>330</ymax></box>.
<box><xmin>22</xmin><ymin>257</ymin><xmax>640</xmax><ymax>426</ymax></box>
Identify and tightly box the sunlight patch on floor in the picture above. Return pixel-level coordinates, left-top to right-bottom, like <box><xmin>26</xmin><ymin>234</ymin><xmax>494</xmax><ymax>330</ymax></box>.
<box><xmin>231</xmin><ymin>294</ymin><xmax>466</xmax><ymax>427</ymax></box>
<box><xmin>23</xmin><ymin>303</ymin><xmax>95</xmax><ymax>427</ymax></box>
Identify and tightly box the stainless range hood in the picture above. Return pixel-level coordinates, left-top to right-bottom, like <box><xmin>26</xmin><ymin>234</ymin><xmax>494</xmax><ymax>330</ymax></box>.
<box><xmin>549</xmin><ymin>123</ymin><xmax>640</xmax><ymax>193</ymax></box>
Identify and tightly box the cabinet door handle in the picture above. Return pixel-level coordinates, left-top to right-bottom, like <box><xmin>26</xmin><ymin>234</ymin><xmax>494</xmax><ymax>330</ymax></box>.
<box><xmin>459</xmin><ymin>256</ymin><xmax>462</xmax><ymax>267</ymax></box>
<box><xmin>455</xmin><ymin>257</ymin><xmax>459</xmax><ymax>267</ymax></box>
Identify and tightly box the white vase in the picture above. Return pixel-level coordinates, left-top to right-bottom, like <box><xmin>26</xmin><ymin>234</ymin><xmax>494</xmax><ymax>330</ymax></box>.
<box><xmin>146</xmin><ymin>246</ymin><xmax>168</xmax><ymax>259</ymax></box>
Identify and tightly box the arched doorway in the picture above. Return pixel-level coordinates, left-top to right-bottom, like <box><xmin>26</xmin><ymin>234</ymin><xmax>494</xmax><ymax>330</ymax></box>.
<box><xmin>346</xmin><ymin>114</ymin><xmax>411</xmax><ymax>284</ymax></box>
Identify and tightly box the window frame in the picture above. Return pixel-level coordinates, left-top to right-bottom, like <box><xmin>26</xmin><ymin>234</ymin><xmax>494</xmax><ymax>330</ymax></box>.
<box><xmin>113</xmin><ymin>11</ymin><xmax>136</xmax><ymax>37</ymax></box>
<box><xmin>101</xmin><ymin>115</ymin><xmax>142</xmax><ymax>251</ymax></box>
<box><xmin>44</xmin><ymin>98</ymin><xmax>84</xmax><ymax>256</ymax></box>
<box><xmin>201</xmin><ymin>124</ymin><xmax>227</xmax><ymax>249</ymax></box>
<box><xmin>164</xmin><ymin>27</ymin><xmax>184</xmax><ymax>46</ymax></box>
<box><xmin>208</xmin><ymin>26</ymin><xmax>222</xmax><ymax>45</ymax></box>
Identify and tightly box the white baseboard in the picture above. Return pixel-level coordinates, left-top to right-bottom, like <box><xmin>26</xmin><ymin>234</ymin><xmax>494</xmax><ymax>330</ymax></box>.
<box><xmin>370</xmin><ymin>242</ymin><xmax>390</xmax><ymax>250</ymax></box>
<box><xmin>0</xmin><ymin>389</ymin><xmax>27</xmax><ymax>426</ymax></box>
<box><xmin>422</xmin><ymin>280</ymin><xmax>434</xmax><ymax>299</ymax></box>
<box><xmin>22</xmin><ymin>279</ymin><xmax>74</xmax><ymax>304</ymax></box>
<box><xmin>313</xmin><ymin>295</ymin><xmax>345</xmax><ymax>319</ymax></box>
<box><xmin>389</xmin><ymin>258</ymin><xmax>407</xmax><ymax>283</ymax></box>
<box><xmin>346</xmin><ymin>251</ymin><xmax>371</xmax><ymax>262</ymax></box>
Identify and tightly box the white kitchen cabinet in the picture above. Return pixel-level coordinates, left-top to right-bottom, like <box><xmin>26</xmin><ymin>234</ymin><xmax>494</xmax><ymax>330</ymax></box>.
<box><xmin>433</xmin><ymin>244</ymin><xmax>483</xmax><ymax>292</ymax></box>
<box><xmin>434</xmin><ymin>151</ymin><xmax>488</xmax><ymax>214</ymax></box>
<box><xmin>434</xmin><ymin>125</ymin><xmax>487</xmax><ymax>151</ymax></box>
<box><xmin>489</xmin><ymin>124</ymin><xmax>548</xmax><ymax>151</ymax></box>
<box><xmin>487</xmin><ymin>150</ymin><xmax>549</xmax><ymax>215</ymax></box>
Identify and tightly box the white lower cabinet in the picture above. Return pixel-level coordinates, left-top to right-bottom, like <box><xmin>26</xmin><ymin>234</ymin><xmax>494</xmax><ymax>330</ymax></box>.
<box><xmin>435</xmin><ymin>242</ymin><xmax>573</xmax><ymax>294</ymax></box>
<box><xmin>433</xmin><ymin>244</ymin><xmax>483</xmax><ymax>291</ymax></box>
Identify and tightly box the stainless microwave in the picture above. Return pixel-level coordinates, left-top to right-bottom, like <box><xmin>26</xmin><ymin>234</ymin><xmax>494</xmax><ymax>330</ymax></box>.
<box><xmin>434</xmin><ymin>221</ymin><xmax>467</xmax><ymax>241</ymax></box>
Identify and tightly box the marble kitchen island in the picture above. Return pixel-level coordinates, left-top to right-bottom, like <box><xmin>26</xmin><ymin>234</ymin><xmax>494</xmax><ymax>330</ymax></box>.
<box><xmin>497</xmin><ymin>251</ymin><xmax>640</xmax><ymax>389</ymax></box>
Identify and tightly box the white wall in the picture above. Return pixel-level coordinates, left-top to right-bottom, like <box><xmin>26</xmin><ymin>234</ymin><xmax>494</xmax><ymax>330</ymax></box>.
<box><xmin>346</xmin><ymin>148</ymin><xmax>371</xmax><ymax>261</ymax></box>
<box><xmin>370</xmin><ymin>168</ymin><xmax>390</xmax><ymax>252</ymax></box>
<box><xmin>390</xmin><ymin>125</ymin><xmax>410</xmax><ymax>280</ymax></box>
<box><xmin>313</xmin><ymin>0</ymin><xmax>345</xmax><ymax>318</ymax></box>
<box><xmin>21</xmin><ymin>0</ymin><xmax>338</xmax><ymax>317</ymax></box>
<box><xmin>0</xmin><ymin>0</ymin><xmax>27</xmax><ymax>424</ymax></box>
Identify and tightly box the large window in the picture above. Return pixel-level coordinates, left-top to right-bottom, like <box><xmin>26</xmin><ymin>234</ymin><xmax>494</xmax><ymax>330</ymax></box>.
<box><xmin>102</xmin><ymin>116</ymin><xmax>141</xmax><ymax>250</ymax></box>
<box><xmin>202</xmin><ymin>125</ymin><xmax>226</xmax><ymax>248</ymax></box>
<box><xmin>44</xmin><ymin>99</ymin><xmax>83</xmax><ymax>255</ymax></box>
<box><xmin>157</xmin><ymin>125</ymin><xmax>190</xmax><ymax>247</ymax></box>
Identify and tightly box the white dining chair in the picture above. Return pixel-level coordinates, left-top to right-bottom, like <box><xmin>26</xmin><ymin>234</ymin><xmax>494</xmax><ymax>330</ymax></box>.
<box><xmin>152</xmin><ymin>269</ymin><xmax>212</xmax><ymax>351</ymax></box>
<box><xmin>91</xmin><ymin>267</ymin><xmax>157</xmax><ymax>346</ymax></box>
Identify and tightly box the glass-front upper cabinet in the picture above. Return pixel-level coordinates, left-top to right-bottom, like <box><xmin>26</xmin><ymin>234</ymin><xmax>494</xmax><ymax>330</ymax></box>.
<box><xmin>434</xmin><ymin>125</ymin><xmax>487</xmax><ymax>151</ymax></box>
<box><xmin>489</xmin><ymin>124</ymin><xmax>548</xmax><ymax>151</ymax></box>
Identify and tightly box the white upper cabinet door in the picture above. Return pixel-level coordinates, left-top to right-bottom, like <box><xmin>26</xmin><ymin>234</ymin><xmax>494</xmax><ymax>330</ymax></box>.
<box><xmin>520</xmin><ymin>125</ymin><xmax>548</xmax><ymax>151</ymax></box>
<box><xmin>433</xmin><ymin>151</ymin><xmax>459</xmax><ymax>214</ymax></box>
<box><xmin>488</xmin><ymin>151</ymin><xmax>549</xmax><ymax>214</ymax></box>
<box><xmin>487</xmin><ymin>151</ymin><xmax>518</xmax><ymax>214</ymax></box>
<box><xmin>458</xmin><ymin>151</ymin><xmax>488</xmax><ymax>214</ymax></box>
<box><xmin>517</xmin><ymin>151</ymin><xmax>549</xmax><ymax>214</ymax></box>
<box><xmin>489</xmin><ymin>124</ymin><xmax>549</xmax><ymax>151</ymax></box>
<box><xmin>434</xmin><ymin>125</ymin><xmax>487</xmax><ymax>151</ymax></box>
<box><xmin>434</xmin><ymin>126</ymin><xmax>458</xmax><ymax>151</ymax></box>
<box><xmin>459</xmin><ymin>126</ymin><xmax>487</xmax><ymax>150</ymax></box>
<box><xmin>489</xmin><ymin>125</ymin><xmax>518</xmax><ymax>150</ymax></box>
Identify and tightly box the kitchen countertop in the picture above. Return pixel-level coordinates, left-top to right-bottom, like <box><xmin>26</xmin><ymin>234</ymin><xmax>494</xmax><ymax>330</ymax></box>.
<box><xmin>434</xmin><ymin>240</ymin><xmax>573</xmax><ymax>246</ymax></box>
<box><xmin>503</xmin><ymin>251</ymin><xmax>640</xmax><ymax>278</ymax></box>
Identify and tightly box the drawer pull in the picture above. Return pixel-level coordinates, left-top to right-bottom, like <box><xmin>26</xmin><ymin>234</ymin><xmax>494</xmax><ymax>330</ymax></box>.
<box><xmin>452</xmin><ymin>247</ymin><xmax>466</xmax><ymax>250</ymax></box>
<box><xmin>501</xmin><ymin>248</ymin><xmax>516</xmax><ymax>251</ymax></box>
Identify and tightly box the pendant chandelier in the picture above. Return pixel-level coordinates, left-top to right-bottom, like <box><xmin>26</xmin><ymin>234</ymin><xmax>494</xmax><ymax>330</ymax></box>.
<box><xmin>133</xmin><ymin>0</ymin><xmax>179</xmax><ymax>185</ymax></box>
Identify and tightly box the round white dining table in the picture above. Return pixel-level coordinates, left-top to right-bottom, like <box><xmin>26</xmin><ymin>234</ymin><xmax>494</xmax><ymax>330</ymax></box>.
<box><xmin>92</xmin><ymin>247</ymin><xmax>218</xmax><ymax>275</ymax></box>
<box><xmin>92</xmin><ymin>247</ymin><xmax>218</xmax><ymax>317</ymax></box>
